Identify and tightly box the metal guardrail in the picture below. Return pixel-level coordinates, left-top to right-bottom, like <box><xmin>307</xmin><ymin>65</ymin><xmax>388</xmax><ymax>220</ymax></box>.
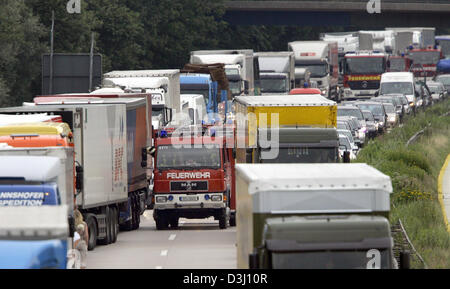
<box><xmin>391</xmin><ymin>219</ymin><xmax>428</xmax><ymax>269</ymax></box>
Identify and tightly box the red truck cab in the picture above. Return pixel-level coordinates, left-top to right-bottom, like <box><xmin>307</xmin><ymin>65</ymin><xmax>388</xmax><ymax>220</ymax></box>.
<box><xmin>408</xmin><ymin>47</ymin><xmax>443</xmax><ymax>78</ymax></box>
<box><xmin>152</xmin><ymin>129</ymin><xmax>236</xmax><ymax>230</ymax></box>
<box><xmin>387</xmin><ymin>55</ymin><xmax>412</xmax><ymax>72</ymax></box>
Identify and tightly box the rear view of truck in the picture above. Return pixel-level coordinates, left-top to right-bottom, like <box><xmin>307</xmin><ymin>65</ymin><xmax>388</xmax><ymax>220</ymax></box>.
<box><xmin>234</xmin><ymin>94</ymin><xmax>341</xmax><ymax>164</ymax></box>
<box><xmin>236</xmin><ymin>163</ymin><xmax>409</xmax><ymax>269</ymax></box>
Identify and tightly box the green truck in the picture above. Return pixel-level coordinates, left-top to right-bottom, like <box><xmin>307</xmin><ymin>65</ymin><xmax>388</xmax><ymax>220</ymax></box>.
<box><xmin>236</xmin><ymin>163</ymin><xmax>410</xmax><ymax>269</ymax></box>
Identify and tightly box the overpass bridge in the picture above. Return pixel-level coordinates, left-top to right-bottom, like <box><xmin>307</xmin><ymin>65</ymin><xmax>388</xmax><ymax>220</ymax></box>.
<box><xmin>224</xmin><ymin>1</ymin><xmax>450</xmax><ymax>28</ymax></box>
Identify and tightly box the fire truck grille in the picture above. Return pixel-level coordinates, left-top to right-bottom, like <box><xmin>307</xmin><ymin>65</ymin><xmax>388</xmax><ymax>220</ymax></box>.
<box><xmin>348</xmin><ymin>80</ymin><xmax>380</xmax><ymax>90</ymax></box>
<box><xmin>170</xmin><ymin>181</ymin><xmax>208</xmax><ymax>192</ymax></box>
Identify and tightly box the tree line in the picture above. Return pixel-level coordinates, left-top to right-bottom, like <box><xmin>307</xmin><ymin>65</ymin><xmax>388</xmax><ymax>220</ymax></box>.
<box><xmin>2</xmin><ymin>0</ymin><xmax>445</xmax><ymax>107</ymax></box>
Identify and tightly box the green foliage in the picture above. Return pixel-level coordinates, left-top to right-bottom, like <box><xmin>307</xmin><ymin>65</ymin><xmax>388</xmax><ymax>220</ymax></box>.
<box><xmin>0</xmin><ymin>0</ymin><xmax>47</xmax><ymax>107</ymax></box>
<box><xmin>357</xmin><ymin>99</ymin><xmax>450</xmax><ymax>268</ymax></box>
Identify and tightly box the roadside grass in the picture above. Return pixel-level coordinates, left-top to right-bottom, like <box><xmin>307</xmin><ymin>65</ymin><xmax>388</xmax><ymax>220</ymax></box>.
<box><xmin>356</xmin><ymin>99</ymin><xmax>450</xmax><ymax>269</ymax></box>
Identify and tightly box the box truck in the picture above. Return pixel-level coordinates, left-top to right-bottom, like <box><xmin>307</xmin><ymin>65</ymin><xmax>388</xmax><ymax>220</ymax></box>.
<box><xmin>255</xmin><ymin>52</ymin><xmax>295</xmax><ymax>95</ymax></box>
<box><xmin>234</xmin><ymin>95</ymin><xmax>340</xmax><ymax>164</ymax></box>
<box><xmin>101</xmin><ymin>70</ymin><xmax>180</xmax><ymax>130</ymax></box>
<box><xmin>0</xmin><ymin>101</ymin><xmax>151</xmax><ymax>250</ymax></box>
<box><xmin>288</xmin><ymin>41</ymin><xmax>339</xmax><ymax>100</ymax></box>
<box><xmin>190</xmin><ymin>50</ymin><xmax>261</xmax><ymax>96</ymax></box>
<box><xmin>236</xmin><ymin>163</ymin><xmax>410</xmax><ymax>269</ymax></box>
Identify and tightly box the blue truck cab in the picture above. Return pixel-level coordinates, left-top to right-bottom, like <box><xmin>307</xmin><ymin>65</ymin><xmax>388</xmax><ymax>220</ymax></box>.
<box><xmin>180</xmin><ymin>74</ymin><xmax>228</xmax><ymax>123</ymax></box>
<box><xmin>0</xmin><ymin>155</ymin><xmax>71</xmax><ymax>269</ymax></box>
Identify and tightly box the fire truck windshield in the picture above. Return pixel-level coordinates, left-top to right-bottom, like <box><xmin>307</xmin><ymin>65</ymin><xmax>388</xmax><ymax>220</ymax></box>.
<box><xmin>156</xmin><ymin>145</ymin><xmax>221</xmax><ymax>170</ymax></box>
<box><xmin>389</xmin><ymin>58</ymin><xmax>406</xmax><ymax>72</ymax></box>
<box><xmin>345</xmin><ymin>57</ymin><xmax>385</xmax><ymax>75</ymax></box>
<box><xmin>409</xmin><ymin>51</ymin><xmax>441</xmax><ymax>65</ymax></box>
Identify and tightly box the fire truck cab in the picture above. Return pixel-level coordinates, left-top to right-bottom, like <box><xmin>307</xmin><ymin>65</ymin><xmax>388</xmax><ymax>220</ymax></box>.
<box><xmin>342</xmin><ymin>51</ymin><xmax>387</xmax><ymax>100</ymax></box>
<box><xmin>152</xmin><ymin>127</ymin><xmax>236</xmax><ymax>230</ymax></box>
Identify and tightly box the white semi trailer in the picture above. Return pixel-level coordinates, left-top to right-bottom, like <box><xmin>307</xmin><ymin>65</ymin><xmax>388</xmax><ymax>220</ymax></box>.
<box><xmin>255</xmin><ymin>52</ymin><xmax>295</xmax><ymax>95</ymax></box>
<box><xmin>190</xmin><ymin>49</ymin><xmax>259</xmax><ymax>96</ymax></box>
<box><xmin>102</xmin><ymin>70</ymin><xmax>180</xmax><ymax>129</ymax></box>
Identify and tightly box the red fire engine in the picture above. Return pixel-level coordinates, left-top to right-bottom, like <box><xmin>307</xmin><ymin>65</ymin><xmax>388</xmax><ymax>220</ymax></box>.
<box><xmin>151</xmin><ymin>126</ymin><xmax>236</xmax><ymax>230</ymax></box>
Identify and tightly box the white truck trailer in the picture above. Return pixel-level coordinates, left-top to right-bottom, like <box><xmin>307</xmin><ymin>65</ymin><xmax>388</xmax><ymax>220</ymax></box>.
<box><xmin>0</xmin><ymin>102</ymin><xmax>147</xmax><ymax>250</ymax></box>
<box><xmin>190</xmin><ymin>50</ymin><xmax>259</xmax><ymax>96</ymax></box>
<box><xmin>255</xmin><ymin>52</ymin><xmax>295</xmax><ymax>95</ymax></box>
<box><xmin>288</xmin><ymin>41</ymin><xmax>339</xmax><ymax>100</ymax></box>
<box><xmin>236</xmin><ymin>163</ymin><xmax>410</xmax><ymax>269</ymax></box>
<box><xmin>102</xmin><ymin>70</ymin><xmax>180</xmax><ymax>130</ymax></box>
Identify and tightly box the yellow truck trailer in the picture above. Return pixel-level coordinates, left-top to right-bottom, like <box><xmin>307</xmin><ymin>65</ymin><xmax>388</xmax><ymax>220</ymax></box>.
<box><xmin>234</xmin><ymin>94</ymin><xmax>340</xmax><ymax>164</ymax></box>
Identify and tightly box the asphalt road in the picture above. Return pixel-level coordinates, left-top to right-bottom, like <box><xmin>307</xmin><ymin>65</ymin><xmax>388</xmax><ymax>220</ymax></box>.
<box><xmin>86</xmin><ymin>210</ymin><xmax>237</xmax><ymax>269</ymax></box>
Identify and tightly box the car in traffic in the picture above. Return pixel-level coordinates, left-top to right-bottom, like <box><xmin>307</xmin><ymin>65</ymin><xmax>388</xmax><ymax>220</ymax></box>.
<box><xmin>426</xmin><ymin>81</ymin><xmax>447</xmax><ymax>102</ymax></box>
<box><xmin>361</xmin><ymin>110</ymin><xmax>378</xmax><ymax>138</ymax></box>
<box><xmin>355</xmin><ymin>102</ymin><xmax>387</xmax><ymax>134</ymax></box>
<box><xmin>337</xmin><ymin>129</ymin><xmax>359</xmax><ymax>154</ymax></box>
<box><xmin>337</xmin><ymin>106</ymin><xmax>367</xmax><ymax>145</ymax></box>
<box><xmin>382</xmin><ymin>103</ymin><xmax>398</xmax><ymax>128</ymax></box>
<box><xmin>338</xmin><ymin>135</ymin><xmax>357</xmax><ymax>161</ymax></box>
<box><xmin>435</xmin><ymin>74</ymin><xmax>450</xmax><ymax>93</ymax></box>
<box><xmin>337</xmin><ymin>116</ymin><xmax>360</xmax><ymax>144</ymax></box>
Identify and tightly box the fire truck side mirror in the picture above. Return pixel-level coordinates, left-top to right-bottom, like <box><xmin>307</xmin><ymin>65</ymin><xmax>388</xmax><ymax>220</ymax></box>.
<box><xmin>232</xmin><ymin>148</ymin><xmax>236</xmax><ymax>160</ymax></box>
<box><xmin>149</xmin><ymin>146</ymin><xmax>156</xmax><ymax>158</ymax></box>
<box><xmin>387</xmin><ymin>60</ymin><xmax>391</xmax><ymax>69</ymax></box>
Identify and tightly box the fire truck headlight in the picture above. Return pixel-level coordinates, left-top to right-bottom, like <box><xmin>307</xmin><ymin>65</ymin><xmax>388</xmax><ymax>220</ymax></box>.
<box><xmin>211</xmin><ymin>195</ymin><xmax>223</xmax><ymax>202</ymax></box>
<box><xmin>168</xmin><ymin>195</ymin><xmax>174</xmax><ymax>202</ymax></box>
<box><xmin>156</xmin><ymin>196</ymin><xmax>168</xmax><ymax>203</ymax></box>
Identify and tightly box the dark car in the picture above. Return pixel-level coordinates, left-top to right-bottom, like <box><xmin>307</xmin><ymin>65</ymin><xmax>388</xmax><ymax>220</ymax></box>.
<box><xmin>361</xmin><ymin>110</ymin><xmax>378</xmax><ymax>138</ymax></box>
<box><xmin>355</xmin><ymin>102</ymin><xmax>387</xmax><ymax>134</ymax></box>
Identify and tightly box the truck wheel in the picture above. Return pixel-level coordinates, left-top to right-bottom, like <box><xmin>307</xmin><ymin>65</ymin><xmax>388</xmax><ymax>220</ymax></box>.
<box><xmin>98</xmin><ymin>207</ymin><xmax>112</xmax><ymax>245</ymax></box>
<box><xmin>132</xmin><ymin>194</ymin><xmax>140</xmax><ymax>230</ymax></box>
<box><xmin>229</xmin><ymin>213</ymin><xmax>236</xmax><ymax>227</ymax></box>
<box><xmin>120</xmin><ymin>197</ymin><xmax>134</xmax><ymax>231</ymax></box>
<box><xmin>155</xmin><ymin>213</ymin><xmax>169</xmax><ymax>230</ymax></box>
<box><xmin>86</xmin><ymin>214</ymin><xmax>98</xmax><ymax>251</ymax></box>
<box><xmin>111</xmin><ymin>207</ymin><xmax>118</xmax><ymax>243</ymax></box>
<box><xmin>219</xmin><ymin>211</ymin><xmax>227</xmax><ymax>230</ymax></box>
<box><xmin>169</xmin><ymin>217</ymin><xmax>179</xmax><ymax>229</ymax></box>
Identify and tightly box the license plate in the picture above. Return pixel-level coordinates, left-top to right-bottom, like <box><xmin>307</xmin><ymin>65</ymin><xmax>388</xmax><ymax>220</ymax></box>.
<box><xmin>179</xmin><ymin>196</ymin><xmax>199</xmax><ymax>202</ymax></box>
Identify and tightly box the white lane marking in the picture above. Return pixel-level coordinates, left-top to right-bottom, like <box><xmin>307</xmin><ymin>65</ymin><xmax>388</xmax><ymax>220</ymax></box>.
<box><xmin>169</xmin><ymin>234</ymin><xmax>176</xmax><ymax>241</ymax></box>
<box><xmin>155</xmin><ymin>266</ymin><xmax>163</xmax><ymax>269</ymax></box>
<box><xmin>161</xmin><ymin>250</ymin><xmax>168</xmax><ymax>257</ymax></box>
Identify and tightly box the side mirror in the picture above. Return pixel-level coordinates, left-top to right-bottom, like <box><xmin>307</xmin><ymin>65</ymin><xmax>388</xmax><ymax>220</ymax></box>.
<box><xmin>68</xmin><ymin>216</ymin><xmax>75</xmax><ymax>238</ymax></box>
<box><xmin>165</xmin><ymin>108</ymin><xmax>173</xmax><ymax>124</ymax></box>
<box><xmin>75</xmin><ymin>165</ymin><xmax>84</xmax><ymax>191</ymax></box>
<box><xmin>141</xmin><ymin>148</ymin><xmax>148</xmax><ymax>168</ymax></box>
<box><xmin>249</xmin><ymin>251</ymin><xmax>260</xmax><ymax>269</ymax></box>
<box><xmin>374</xmin><ymin>91</ymin><xmax>379</xmax><ymax>97</ymax></box>
<box><xmin>232</xmin><ymin>148</ymin><xmax>237</xmax><ymax>160</ymax></box>
<box><xmin>149</xmin><ymin>146</ymin><xmax>156</xmax><ymax>158</ymax></box>
<box><xmin>343</xmin><ymin>151</ymin><xmax>351</xmax><ymax>163</ymax></box>
<box><xmin>399</xmin><ymin>251</ymin><xmax>411</xmax><ymax>269</ymax></box>
<box><xmin>244</xmin><ymin>81</ymin><xmax>249</xmax><ymax>95</ymax></box>
<box><xmin>387</xmin><ymin>60</ymin><xmax>391</xmax><ymax>69</ymax></box>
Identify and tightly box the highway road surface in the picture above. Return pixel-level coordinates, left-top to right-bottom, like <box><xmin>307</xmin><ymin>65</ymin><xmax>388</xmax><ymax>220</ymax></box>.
<box><xmin>86</xmin><ymin>211</ymin><xmax>237</xmax><ymax>269</ymax></box>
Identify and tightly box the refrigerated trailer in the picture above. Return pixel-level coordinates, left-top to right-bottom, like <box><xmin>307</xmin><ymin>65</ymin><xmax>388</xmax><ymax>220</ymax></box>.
<box><xmin>0</xmin><ymin>102</ymin><xmax>151</xmax><ymax>250</ymax></box>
